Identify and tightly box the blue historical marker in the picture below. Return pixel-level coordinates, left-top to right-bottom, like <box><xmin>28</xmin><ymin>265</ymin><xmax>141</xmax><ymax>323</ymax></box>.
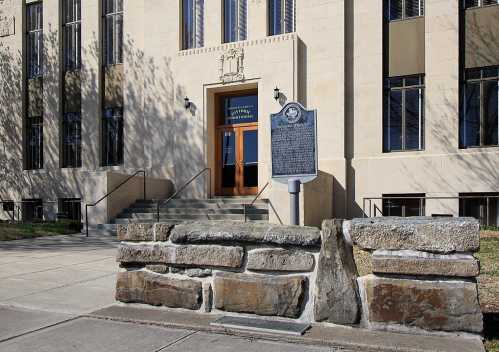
<box><xmin>271</xmin><ymin>102</ymin><xmax>318</xmax><ymax>225</ymax></box>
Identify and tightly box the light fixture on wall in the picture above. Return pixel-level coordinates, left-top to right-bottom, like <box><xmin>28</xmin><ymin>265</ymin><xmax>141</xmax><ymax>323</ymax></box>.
<box><xmin>184</xmin><ymin>96</ymin><xmax>191</xmax><ymax>109</ymax></box>
<box><xmin>274</xmin><ymin>86</ymin><xmax>280</xmax><ymax>101</ymax></box>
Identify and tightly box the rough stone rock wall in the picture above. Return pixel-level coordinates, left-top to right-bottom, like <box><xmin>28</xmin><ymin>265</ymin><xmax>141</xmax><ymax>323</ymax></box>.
<box><xmin>116</xmin><ymin>221</ymin><xmax>323</xmax><ymax>320</ymax></box>
<box><xmin>345</xmin><ymin>217</ymin><xmax>483</xmax><ymax>335</ymax></box>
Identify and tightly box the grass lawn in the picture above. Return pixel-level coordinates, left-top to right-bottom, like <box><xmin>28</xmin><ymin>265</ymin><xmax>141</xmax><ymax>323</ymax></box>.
<box><xmin>353</xmin><ymin>230</ymin><xmax>499</xmax><ymax>352</ymax></box>
<box><xmin>0</xmin><ymin>222</ymin><xmax>80</xmax><ymax>241</ymax></box>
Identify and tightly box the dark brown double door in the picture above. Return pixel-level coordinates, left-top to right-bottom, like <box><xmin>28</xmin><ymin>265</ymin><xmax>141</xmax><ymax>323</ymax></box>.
<box><xmin>216</xmin><ymin>124</ymin><xmax>258</xmax><ymax>196</ymax></box>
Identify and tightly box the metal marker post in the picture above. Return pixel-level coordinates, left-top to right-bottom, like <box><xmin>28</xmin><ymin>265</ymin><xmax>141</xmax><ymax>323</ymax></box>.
<box><xmin>288</xmin><ymin>178</ymin><xmax>301</xmax><ymax>226</ymax></box>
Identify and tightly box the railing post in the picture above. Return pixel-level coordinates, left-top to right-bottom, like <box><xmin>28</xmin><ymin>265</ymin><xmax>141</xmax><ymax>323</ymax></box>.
<box><xmin>143</xmin><ymin>171</ymin><xmax>146</xmax><ymax>200</ymax></box>
<box><xmin>85</xmin><ymin>204</ymin><xmax>89</xmax><ymax>237</ymax></box>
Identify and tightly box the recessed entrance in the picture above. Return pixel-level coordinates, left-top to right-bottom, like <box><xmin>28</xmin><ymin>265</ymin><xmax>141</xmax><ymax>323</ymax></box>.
<box><xmin>215</xmin><ymin>90</ymin><xmax>258</xmax><ymax>196</ymax></box>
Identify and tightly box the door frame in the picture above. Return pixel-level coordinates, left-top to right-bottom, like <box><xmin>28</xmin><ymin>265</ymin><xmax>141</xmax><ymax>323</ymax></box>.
<box><xmin>214</xmin><ymin>89</ymin><xmax>259</xmax><ymax>196</ymax></box>
<box><xmin>215</xmin><ymin>123</ymin><xmax>259</xmax><ymax>196</ymax></box>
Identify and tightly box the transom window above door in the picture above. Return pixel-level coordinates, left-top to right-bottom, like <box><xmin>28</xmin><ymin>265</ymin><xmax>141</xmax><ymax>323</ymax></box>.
<box><xmin>219</xmin><ymin>93</ymin><xmax>258</xmax><ymax>125</ymax></box>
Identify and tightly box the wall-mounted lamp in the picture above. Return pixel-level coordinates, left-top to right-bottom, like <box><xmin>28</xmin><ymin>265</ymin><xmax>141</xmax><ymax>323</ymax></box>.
<box><xmin>184</xmin><ymin>96</ymin><xmax>191</xmax><ymax>109</ymax></box>
<box><xmin>274</xmin><ymin>86</ymin><xmax>280</xmax><ymax>101</ymax></box>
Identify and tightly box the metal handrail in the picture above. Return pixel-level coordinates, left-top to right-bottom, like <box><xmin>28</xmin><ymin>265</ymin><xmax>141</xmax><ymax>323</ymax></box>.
<box><xmin>85</xmin><ymin>170</ymin><xmax>146</xmax><ymax>236</ymax></box>
<box><xmin>156</xmin><ymin>168</ymin><xmax>212</xmax><ymax>222</ymax></box>
<box><xmin>243</xmin><ymin>181</ymin><xmax>283</xmax><ymax>225</ymax></box>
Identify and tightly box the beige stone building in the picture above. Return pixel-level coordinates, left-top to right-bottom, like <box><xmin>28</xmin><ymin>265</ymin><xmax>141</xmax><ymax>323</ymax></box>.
<box><xmin>0</xmin><ymin>0</ymin><xmax>498</xmax><ymax>228</ymax></box>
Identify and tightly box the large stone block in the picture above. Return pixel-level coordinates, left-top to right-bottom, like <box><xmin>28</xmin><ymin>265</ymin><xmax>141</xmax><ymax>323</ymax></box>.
<box><xmin>117</xmin><ymin>223</ymin><xmax>154</xmax><ymax>242</ymax></box>
<box><xmin>372</xmin><ymin>250</ymin><xmax>480</xmax><ymax>277</ymax></box>
<box><xmin>358</xmin><ymin>275</ymin><xmax>483</xmax><ymax>334</ymax></box>
<box><xmin>345</xmin><ymin>217</ymin><xmax>480</xmax><ymax>253</ymax></box>
<box><xmin>247</xmin><ymin>248</ymin><xmax>315</xmax><ymax>272</ymax></box>
<box><xmin>117</xmin><ymin>243</ymin><xmax>244</xmax><ymax>268</ymax></box>
<box><xmin>213</xmin><ymin>272</ymin><xmax>306</xmax><ymax>318</ymax></box>
<box><xmin>170</xmin><ymin>221</ymin><xmax>321</xmax><ymax>247</ymax></box>
<box><xmin>116</xmin><ymin>270</ymin><xmax>202</xmax><ymax>310</ymax></box>
<box><xmin>314</xmin><ymin>220</ymin><xmax>360</xmax><ymax>324</ymax></box>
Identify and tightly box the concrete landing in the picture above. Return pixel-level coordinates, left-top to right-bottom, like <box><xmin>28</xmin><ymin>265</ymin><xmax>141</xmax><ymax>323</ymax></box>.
<box><xmin>89</xmin><ymin>305</ymin><xmax>485</xmax><ymax>352</ymax></box>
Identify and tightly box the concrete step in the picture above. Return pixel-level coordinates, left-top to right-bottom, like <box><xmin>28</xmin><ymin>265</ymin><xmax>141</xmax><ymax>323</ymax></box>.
<box><xmin>135</xmin><ymin>198</ymin><xmax>269</xmax><ymax>205</ymax></box>
<box><xmin>122</xmin><ymin>207</ymin><xmax>268</xmax><ymax>215</ymax></box>
<box><xmin>117</xmin><ymin>213</ymin><xmax>269</xmax><ymax>221</ymax></box>
<box><xmin>85</xmin><ymin>224</ymin><xmax>117</xmax><ymax>236</ymax></box>
<box><xmin>130</xmin><ymin>203</ymin><xmax>269</xmax><ymax>210</ymax></box>
<box><xmin>114</xmin><ymin>218</ymin><xmax>269</xmax><ymax>224</ymax></box>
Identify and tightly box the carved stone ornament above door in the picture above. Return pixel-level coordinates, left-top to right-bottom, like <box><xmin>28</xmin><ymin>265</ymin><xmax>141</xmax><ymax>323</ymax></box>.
<box><xmin>219</xmin><ymin>48</ymin><xmax>245</xmax><ymax>84</ymax></box>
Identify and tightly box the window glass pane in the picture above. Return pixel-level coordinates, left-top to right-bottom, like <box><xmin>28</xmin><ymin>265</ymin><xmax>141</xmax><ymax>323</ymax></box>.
<box><xmin>483</xmin><ymin>80</ymin><xmax>499</xmax><ymax>145</ymax></box>
<box><xmin>102</xmin><ymin>108</ymin><xmax>123</xmax><ymax>166</ymax></box>
<box><xmin>239</xmin><ymin>0</ymin><xmax>247</xmax><ymax>40</ymax></box>
<box><xmin>465</xmin><ymin>0</ymin><xmax>480</xmax><ymax>8</ymax></box>
<box><xmin>465</xmin><ymin>68</ymin><xmax>481</xmax><ymax>80</ymax></box>
<box><xmin>483</xmin><ymin>66</ymin><xmax>499</xmax><ymax>79</ymax></box>
<box><xmin>284</xmin><ymin>0</ymin><xmax>294</xmax><ymax>33</ymax></box>
<box><xmin>405</xmin><ymin>88</ymin><xmax>423</xmax><ymax>149</ymax></box>
<box><xmin>386</xmin><ymin>90</ymin><xmax>403</xmax><ymax>151</ymax></box>
<box><xmin>463</xmin><ymin>82</ymin><xmax>481</xmax><ymax>147</ymax></box>
<box><xmin>269</xmin><ymin>0</ymin><xmax>282</xmax><ymax>35</ymax></box>
<box><xmin>389</xmin><ymin>0</ymin><xmax>403</xmax><ymax>20</ymax></box>
<box><xmin>221</xmin><ymin>131</ymin><xmax>236</xmax><ymax>188</ymax></box>
<box><xmin>406</xmin><ymin>0</ymin><xmax>423</xmax><ymax>18</ymax></box>
<box><xmin>405</xmin><ymin>75</ymin><xmax>423</xmax><ymax>87</ymax></box>
<box><xmin>243</xmin><ymin>130</ymin><xmax>258</xmax><ymax>188</ymax></box>
<box><xmin>224</xmin><ymin>0</ymin><xmax>237</xmax><ymax>42</ymax></box>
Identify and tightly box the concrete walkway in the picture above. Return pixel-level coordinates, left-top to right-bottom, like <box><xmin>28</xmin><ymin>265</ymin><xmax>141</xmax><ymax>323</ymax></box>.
<box><xmin>0</xmin><ymin>234</ymin><xmax>485</xmax><ymax>352</ymax></box>
<box><xmin>0</xmin><ymin>234</ymin><xmax>336</xmax><ymax>351</ymax></box>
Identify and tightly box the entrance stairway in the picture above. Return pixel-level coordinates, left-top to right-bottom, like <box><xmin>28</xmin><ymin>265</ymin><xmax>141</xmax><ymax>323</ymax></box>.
<box><xmin>113</xmin><ymin>197</ymin><xmax>270</xmax><ymax>225</ymax></box>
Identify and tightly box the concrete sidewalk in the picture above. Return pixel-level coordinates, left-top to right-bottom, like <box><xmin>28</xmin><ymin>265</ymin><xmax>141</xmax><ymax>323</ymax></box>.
<box><xmin>0</xmin><ymin>234</ymin><xmax>486</xmax><ymax>352</ymax></box>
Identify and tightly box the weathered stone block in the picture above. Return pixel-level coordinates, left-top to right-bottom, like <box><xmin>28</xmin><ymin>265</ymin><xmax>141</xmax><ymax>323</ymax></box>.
<box><xmin>314</xmin><ymin>220</ymin><xmax>360</xmax><ymax>324</ymax></box>
<box><xmin>247</xmin><ymin>248</ymin><xmax>315</xmax><ymax>272</ymax></box>
<box><xmin>170</xmin><ymin>267</ymin><xmax>212</xmax><ymax>277</ymax></box>
<box><xmin>345</xmin><ymin>217</ymin><xmax>480</xmax><ymax>253</ymax></box>
<box><xmin>116</xmin><ymin>270</ymin><xmax>202</xmax><ymax>310</ymax></box>
<box><xmin>146</xmin><ymin>264</ymin><xmax>169</xmax><ymax>274</ymax></box>
<box><xmin>358</xmin><ymin>275</ymin><xmax>483</xmax><ymax>334</ymax></box>
<box><xmin>117</xmin><ymin>223</ymin><xmax>154</xmax><ymax>242</ymax></box>
<box><xmin>117</xmin><ymin>243</ymin><xmax>244</xmax><ymax>268</ymax></box>
<box><xmin>213</xmin><ymin>272</ymin><xmax>306</xmax><ymax>318</ymax></box>
<box><xmin>372</xmin><ymin>250</ymin><xmax>480</xmax><ymax>277</ymax></box>
<box><xmin>171</xmin><ymin>221</ymin><xmax>321</xmax><ymax>247</ymax></box>
<box><xmin>154</xmin><ymin>223</ymin><xmax>175</xmax><ymax>241</ymax></box>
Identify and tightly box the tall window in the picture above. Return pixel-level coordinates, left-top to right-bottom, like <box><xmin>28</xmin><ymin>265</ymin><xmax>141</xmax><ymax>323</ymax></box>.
<box><xmin>384</xmin><ymin>75</ymin><xmax>425</xmax><ymax>152</ymax></box>
<box><xmin>388</xmin><ymin>0</ymin><xmax>424</xmax><ymax>21</ymax></box>
<box><xmin>223</xmin><ymin>0</ymin><xmax>247</xmax><ymax>43</ymax></box>
<box><xmin>382</xmin><ymin>194</ymin><xmax>426</xmax><ymax>217</ymax></box>
<box><xmin>63</xmin><ymin>0</ymin><xmax>81</xmax><ymax>71</ymax></box>
<box><xmin>26</xmin><ymin>116</ymin><xmax>43</xmax><ymax>170</ymax></box>
<box><xmin>464</xmin><ymin>0</ymin><xmax>499</xmax><ymax>9</ymax></box>
<box><xmin>103</xmin><ymin>0</ymin><xmax>123</xmax><ymax>66</ymax></box>
<box><xmin>102</xmin><ymin>108</ymin><xmax>124</xmax><ymax>166</ymax></box>
<box><xmin>62</xmin><ymin>113</ymin><xmax>82</xmax><ymax>168</ymax></box>
<box><xmin>461</xmin><ymin>67</ymin><xmax>499</xmax><ymax>148</ymax></box>
<box><xmin>27</xmin><ymin>2</ymin><xmax>43</xmax><ymax>78</ymax></box>
<box><xmin>268</xmin><ymin>0</ymin><xmax>295</xmax><ymax>36</ymax></box>
<box><xmin>58</xmin><ymin>198</ymin><xmax>81</xmax><ymax>222</ymax></box>
<box><xmin>22</xmin><ymin>199</ymin><xmax>43</xmax><ymax>222</ymax></box>
<box><xmin>182</xmin><ymin>0</ymin><xmax>204</xmax><ymax>49</ymax></box>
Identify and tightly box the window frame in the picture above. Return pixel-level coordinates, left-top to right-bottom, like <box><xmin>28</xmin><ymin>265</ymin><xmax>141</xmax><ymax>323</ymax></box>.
<box><xmin>461</xmin><ymin>66</ymin><xmax>499</xmax><ymax>148</ymax></box>
<box><xmin>26</xmin><ymin>2</ymin><xmax>43</xmax><ymax>79</ymax></box>
<box><xmin>61</xmin><ymin>112</ymin><xmax>82</xmax><ymax>168</ymax></box>
<box><xmin>101</xmin><ymin>107</ymin><xmax>124</xmax><ymax>166</ymax></box>
<box><xmin>25</xmin><ymin>116</ymin><xmax>44</xmax><ymax>170</ymax></box>
<box><xmin>384</xmin><ymin>75</ymin><xmax>425</xmax><ymax>153</ymax></box>
<box><xmin>464</xmin><ymin>0</ymin><xmax>499</xmax><ymax>9</ymax></box>
<box><xmin>181</xmin><ymin>0</ymin><xmax>204</xmax><ymax>50</ymax></box>
<box><xmin>387</xmin><ymin>0</ymin><xmax>425</xmax><ymax>22</ymax></box>
<box><xmin>268</xmin><ymin>0</ymin><xmax>295</xmax><ymax>36</ymax></box>
<box><xmin>103</xmin><ymin>0</ymin><xmax>123</xmax><ymax>66</ymax></box>
<box><xmin>382</xmin><ymin>194</ymin><xmax>426</xmax><ymax>217</ymax></box>
<box><xmin>63</xmin><ymin>0</ymin><xmax>81</xmax><ymax>72</ymax></box>
<box><xmin>222</xmin><ymin>0</ymin><xmax>247</xmax><ymax>43</ymax></box>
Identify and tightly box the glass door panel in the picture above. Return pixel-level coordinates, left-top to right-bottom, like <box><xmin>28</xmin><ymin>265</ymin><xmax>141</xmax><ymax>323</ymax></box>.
<box><xmin>243</xmin><ymin>129</ymin><xmax>258</xmax><ymax>188</ymax></box>
<box><xmin>221</xmin><ymin>130</ymin><xmax>236</xmax><ymax>189</ymax></box>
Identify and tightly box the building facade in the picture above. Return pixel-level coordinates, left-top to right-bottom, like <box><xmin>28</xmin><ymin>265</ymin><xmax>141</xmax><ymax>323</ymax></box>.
<box><xmin>0</xmin><ymin>0</ymin><xmax>498</xmax><ymax>227</ymax></box>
